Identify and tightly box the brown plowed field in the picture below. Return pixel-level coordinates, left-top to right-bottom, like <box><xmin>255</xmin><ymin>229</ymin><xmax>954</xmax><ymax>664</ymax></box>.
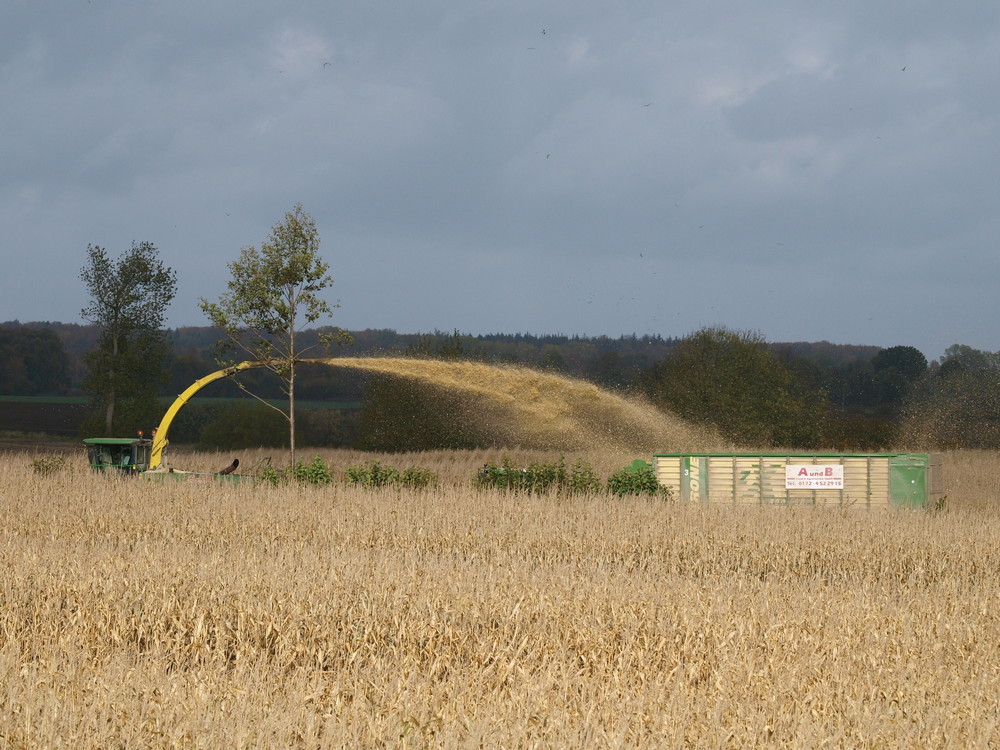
<box><xmin>0</xmin><ymin>401</ymin><xmax>86</xmax><ymax>438</ymax></box>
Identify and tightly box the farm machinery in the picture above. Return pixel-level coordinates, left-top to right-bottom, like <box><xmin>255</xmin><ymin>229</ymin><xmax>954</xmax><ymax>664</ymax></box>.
<box><xmin>83</xmin><ymin>361</ymin><xmax>261</xmax><ymax>482</ymax></box>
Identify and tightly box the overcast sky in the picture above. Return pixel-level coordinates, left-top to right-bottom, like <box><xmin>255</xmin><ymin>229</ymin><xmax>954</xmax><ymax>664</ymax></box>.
<box><xmin>3</xmin><ymin>1</ymin><xmax>998</xmax><ymax>360</ymax></box>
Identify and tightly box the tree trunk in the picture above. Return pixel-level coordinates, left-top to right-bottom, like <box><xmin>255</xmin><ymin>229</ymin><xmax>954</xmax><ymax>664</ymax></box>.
<box><xmin>104</xmin><ymin>334</ymin><xmax>118</xmax><ymax>435</ymax></box>
<box><xmin>288</xmin><ymin>358</ymin><xmax>296</xmax><ymax>467</ymax></box>
<box><xmin>104</xmin><ymin>387</ymin><xmax>115</xmax><ymax>436</ymax></box>
<box><xmin>288</xmin><ymin>313</ymin><xmax>297</xmax><ymax>468</ymax></box>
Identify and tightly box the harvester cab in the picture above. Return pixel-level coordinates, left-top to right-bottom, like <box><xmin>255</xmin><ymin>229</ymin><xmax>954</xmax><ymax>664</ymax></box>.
<box><xmin>83</xmin><ymin>437</ymin><xmax>152</xmax><ymax>475</ymax></box>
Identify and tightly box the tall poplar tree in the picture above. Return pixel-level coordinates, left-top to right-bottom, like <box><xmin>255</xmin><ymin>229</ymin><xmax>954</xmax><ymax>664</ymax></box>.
<box><xmin>80</xmin><ymin>241</ymin><xmax>177</xmax><ymax>435</ymax></box>
<box><xmin>200</xmin><ymin>204</ymin><xmax>349</xmax><ymax>466</ymax></box>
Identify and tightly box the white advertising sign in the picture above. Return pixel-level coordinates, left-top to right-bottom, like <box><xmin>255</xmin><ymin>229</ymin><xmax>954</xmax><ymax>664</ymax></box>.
<box><xmin>785</xmin><ymin>464</ymin><xmax>844</xmax><ymax>490</ymax></box>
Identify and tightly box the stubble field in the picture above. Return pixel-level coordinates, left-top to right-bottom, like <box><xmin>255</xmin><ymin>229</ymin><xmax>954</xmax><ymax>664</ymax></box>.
<box><xmin>1</xmin><ymin>447</ymin><xmax>998</xmax><ymax>748</ymax></box>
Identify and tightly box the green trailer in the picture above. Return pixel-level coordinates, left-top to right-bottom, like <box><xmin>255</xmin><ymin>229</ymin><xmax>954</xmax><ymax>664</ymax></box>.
<box><xmin>638</xmin><ymin>452</ymin><xmax>943</xmax><ymax>508</ymax></box>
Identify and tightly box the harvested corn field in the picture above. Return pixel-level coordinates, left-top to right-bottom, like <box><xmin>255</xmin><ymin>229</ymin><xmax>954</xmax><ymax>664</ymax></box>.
<box><xmin>1</xmin><ymin>449</ymin><xmax>999</xmax><ymax>748</ymax></box>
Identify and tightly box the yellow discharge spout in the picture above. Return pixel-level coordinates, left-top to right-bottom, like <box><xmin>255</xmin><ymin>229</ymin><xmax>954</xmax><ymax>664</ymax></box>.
<box><xmin>149</xmin><ymin>361</ymin><xmax>265</xmax><ymax>469</ymax></box>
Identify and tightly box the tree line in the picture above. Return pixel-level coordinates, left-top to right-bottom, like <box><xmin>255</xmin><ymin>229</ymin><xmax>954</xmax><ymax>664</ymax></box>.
<box><xmin>7</xmin><ymin>316</ymin><xmax>998</xmax><ymax>452</ymax></box>
<box><xmin>2</xmin><ymin>203</ymin><xmax>998</xmax><ymax>456</ymax></box>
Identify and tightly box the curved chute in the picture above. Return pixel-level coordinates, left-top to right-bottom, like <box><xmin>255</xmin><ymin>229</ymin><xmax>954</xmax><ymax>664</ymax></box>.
<box><xmin>149</xmin><ymin>360</ymin><xmax>265</xmax><ymax>469</ymax></box>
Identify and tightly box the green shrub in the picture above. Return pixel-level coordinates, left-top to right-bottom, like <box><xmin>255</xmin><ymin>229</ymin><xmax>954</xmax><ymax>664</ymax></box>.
<box><xmin>567</xmin><ymin>457</ymin><xmax>602</xmax><ymax>495</ymax></box>
<box><xmin>344</xmin><ymin>460</ymin><xmax>437</xmax><ymax>489</ymax></box>
<box><xmin>606</xmin><ymin>462</ymin><xmax>670</xmax><ymax>498</ymax></box>
<box><xmin>400</xmin><ymin>466</ymin><xmax>438</xmax><ymax>489</ymax></box>
<box><xmin>257</xmin><ymin>465</ymin><xmax>285</xmax><ymax>487</ymax></box>
<box><xmin>476</xmin><ymin>457</ymin><xmax>530</xmax><ymax>491</ymax></box>
<box><xmin>521</xmin><ymin>460</ymin><xmax>564</xmax><ymax>493</ymax></box>
<box><xmin>290</xmin><ymin>455</ymin><xmax>334</xmax><ymax>486</ymax></box>
<box><xmin>476</xmin><ymin>456</ymin><xmax>601</xmax><ymax>495</ymax></box>
<box><xmin>345</xmin><ymin>460</ymin><xmax>400</xmax><ymax>488</ymax></box>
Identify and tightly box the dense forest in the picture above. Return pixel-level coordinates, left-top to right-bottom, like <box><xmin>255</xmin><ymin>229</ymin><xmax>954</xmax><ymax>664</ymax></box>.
<box><xmin>1</xmin><ymin>319</ymin><xmax>996</xmax><ymax>452</ymax></box>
